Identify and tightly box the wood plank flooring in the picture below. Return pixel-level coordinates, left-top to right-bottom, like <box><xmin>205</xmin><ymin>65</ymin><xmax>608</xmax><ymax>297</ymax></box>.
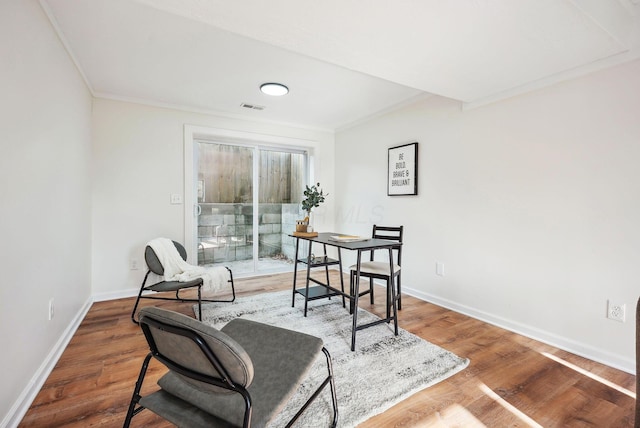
<box><xmin>19</xmin><ymin>271</ymin><xmax>636</xmax><ymax>427</ymax></box>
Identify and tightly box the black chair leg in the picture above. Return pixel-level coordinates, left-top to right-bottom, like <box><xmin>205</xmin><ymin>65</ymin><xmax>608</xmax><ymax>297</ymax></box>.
<box><xmin>131</xmin><ymin>292</ymin><xmax>144</xmax><ymax>325</ymax></box>
<box><xmin>386</xmin><ymin>279</ymin><xmax>391</xmax><ymax>321</ymax></box>
<box><xmin>227</xmin><ymin>267</ymin><xmax>236</xmax><ymax>302</ymax></box>
<box><xmin>131</xmin><ymin>271</ymin><xmax>151</xmax><ymax>324</ymax></box>
<box><xmin>200</xmin><ymin>268</ymin><xmax>236</xmax><ymax>304</ymax></box>
<box><xmin>324</xmin><ymin>347</ymin><xmax>339</xmax><ymax>428</ymax></box>
<box><xmin>285</xmin><ymin>347</ymin><xmax>338</xmax><ymax>428</ymax></box>
<box><xmin>123</xmin><ymin>352</ymin><xmax>153</xmax><ymax>427</ymax></box>
<box><xmin>349</xmin><ymin>271</ymin><xmax>358</xmax><ymax>315</ymax></box>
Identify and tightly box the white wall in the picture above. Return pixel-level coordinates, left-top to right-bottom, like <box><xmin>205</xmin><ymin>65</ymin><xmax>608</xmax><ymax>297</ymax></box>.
<box><xmin>91</xmin><ymin>98</ymin><xmax>335</xmax><ymax>299</ymax></box>
<box><xmin>335</xmin><ymin>59</ymin><xmax>640</xmax><ymax>372</ymax></box>
<box><xmin>0</xmin><ymin>1</ymin><xmax>93</xmax><ymax>425</ymax></box>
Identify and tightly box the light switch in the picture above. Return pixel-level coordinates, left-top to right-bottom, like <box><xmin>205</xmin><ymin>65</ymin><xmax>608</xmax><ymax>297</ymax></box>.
<box><xmin>436</xmin><ymin>262</ymin><xmax>445</xmax><ymax>276</ymax></box>
<box><xmin>170</xmin><ymin>194</ymin><xmax>183</xmax><ymax>204</ymax></box>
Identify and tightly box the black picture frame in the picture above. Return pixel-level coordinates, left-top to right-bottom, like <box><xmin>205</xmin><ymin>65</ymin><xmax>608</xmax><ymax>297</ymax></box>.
<box><xmin>388</xmin><ymin>142</ymin><xmax>418</xmax><ymax>196</ymax></box>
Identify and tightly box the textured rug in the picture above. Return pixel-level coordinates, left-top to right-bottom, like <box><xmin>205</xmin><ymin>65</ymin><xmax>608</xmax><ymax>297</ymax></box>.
<box><xmin>198</xmin><ymin>291</ymin><xmax>469</xmax><ymax>427</ymax></box>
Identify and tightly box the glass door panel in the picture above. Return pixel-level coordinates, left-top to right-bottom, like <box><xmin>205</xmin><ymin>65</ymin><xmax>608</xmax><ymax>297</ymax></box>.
<box><xmin>257</xmin><ymin>149</ymin><xmax>306</xmax><ymax>272</ymax></box>
<box><xmin>197</xmin><ymin>142</ymin><xmax>254</xmax><ymax>274</ymax></box>
<box><xmin>196</xmin><ymin>142</ymin><xmax>307</xmax><ymax>276</ymax></box>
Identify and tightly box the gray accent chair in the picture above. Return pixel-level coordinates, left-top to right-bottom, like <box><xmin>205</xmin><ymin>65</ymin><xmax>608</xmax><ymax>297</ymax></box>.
<box><xmin>131</xmin><ymin>240</ymin><xmax>235</xmax><ymax>324</ymax></box>
<box><xmin>348</xmin><ymin>225</ymin><xmax>403</xmax><ymax>316</ymax></box>
<box><xmin>124</xmin><ymin>307</ymin><xmax>338</xmax><ymax>428</ymax></box>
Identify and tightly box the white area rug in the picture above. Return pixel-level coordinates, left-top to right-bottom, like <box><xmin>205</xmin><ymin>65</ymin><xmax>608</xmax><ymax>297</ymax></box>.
<box><xmin>198</xmin><ymin>291</ymin><xmax>469</xmax><ymax>427</ymax></box>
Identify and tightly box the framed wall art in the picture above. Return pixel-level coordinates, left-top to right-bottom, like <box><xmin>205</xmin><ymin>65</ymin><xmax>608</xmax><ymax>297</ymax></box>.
<box><xmin>388</xmin><ymin>142</ymin><xmax>418</xmax><ymax>196</ymax></box>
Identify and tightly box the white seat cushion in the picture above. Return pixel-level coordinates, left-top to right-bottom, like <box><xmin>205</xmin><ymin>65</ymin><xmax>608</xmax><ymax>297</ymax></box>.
<box><xmin>349</xmin><ymin>261</ymin><xmax>400</xmax><ymax>276</ymax></box>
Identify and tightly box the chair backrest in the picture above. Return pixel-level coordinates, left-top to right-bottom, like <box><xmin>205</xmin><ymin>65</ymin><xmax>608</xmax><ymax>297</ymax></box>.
<box><xmin>371</xmin><ymin>225</ymin><xmax>403</xmax><ymax>264</ymax></box>
<box><xmin>139</xmin><ymin>306</ymin><xmax>254</xmax><ymax>394</ymax></box>
<box><xmin>144</xmin><ymin>240</ymin><xmax>187</xmax><ymax>275</ymax></box>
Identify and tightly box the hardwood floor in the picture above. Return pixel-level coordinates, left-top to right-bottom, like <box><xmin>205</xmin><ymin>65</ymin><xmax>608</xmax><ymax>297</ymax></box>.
<box><xmin>19</xmin><ymin>271</ymin><xmax>635</xmax><ymax>427</ymax></box>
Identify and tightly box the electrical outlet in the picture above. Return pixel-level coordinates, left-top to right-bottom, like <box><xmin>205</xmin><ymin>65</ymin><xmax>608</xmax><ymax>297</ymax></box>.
<box><xmin>607</xmin><ymin>300</ymin><xmax>626</xmax><ymax>322</ymax></box>
<box><xmin>130</xmin><ymin>259</ymin><xmax>139</xmax><ymax>270</ymax></box>
<box><xmin>48</xmin><ymin>299</ymin><xmax>54</xmax><ymax>321</ymax></box>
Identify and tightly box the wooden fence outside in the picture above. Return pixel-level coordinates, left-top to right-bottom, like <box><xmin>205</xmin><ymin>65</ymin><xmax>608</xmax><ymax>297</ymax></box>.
<box><xmin>198</xmin><ymin>143</ymin><xmax>305</xmax><ymax>204</ymax></box>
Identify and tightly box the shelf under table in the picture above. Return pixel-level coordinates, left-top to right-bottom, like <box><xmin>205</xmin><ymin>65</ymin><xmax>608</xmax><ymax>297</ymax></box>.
<box><xmin>294</xmin><ymin>284</ymin><xmax>341</xmax><ymax>301</ymax></box>
<box><xmin>296</xmin><ymin>256</ymin><xmax>340</xmax><ymax>267</ymax></box>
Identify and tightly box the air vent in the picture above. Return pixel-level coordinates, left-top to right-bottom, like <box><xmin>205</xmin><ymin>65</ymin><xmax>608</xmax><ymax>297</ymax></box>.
<box><xmin>241</xmin><ymin>103</ymin><xmax>265</xmax><ymax>111</ymax></box>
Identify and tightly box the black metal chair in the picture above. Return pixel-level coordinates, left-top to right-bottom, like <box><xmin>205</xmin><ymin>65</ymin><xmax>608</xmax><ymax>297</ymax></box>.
<box><xmin>130</xmin><ymin>240</ymin><xmax>235</xmax><ymax>324</ymax></box>
<box><xmin>349</xmin><ymin>225</ymin><xmax>403</xmax><ymax>316</ymax></box>
<box><xmin>124</xmin><ymin>307</ymin><xmax>338</xmax><ymax>428</ymax></box>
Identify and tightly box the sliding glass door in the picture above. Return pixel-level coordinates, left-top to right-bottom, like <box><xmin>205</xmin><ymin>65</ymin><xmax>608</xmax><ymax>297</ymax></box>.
<box><xmin>195</xmin><ymin>141</ymin><xmax>307</xmax><ymax>275</ymax></box>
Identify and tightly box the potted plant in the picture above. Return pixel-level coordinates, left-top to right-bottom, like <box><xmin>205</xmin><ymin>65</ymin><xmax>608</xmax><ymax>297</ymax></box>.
<box><xmin>298</xmin><ymin>182</ymin><xmax>327</xmax><ymax>232</ymax></box>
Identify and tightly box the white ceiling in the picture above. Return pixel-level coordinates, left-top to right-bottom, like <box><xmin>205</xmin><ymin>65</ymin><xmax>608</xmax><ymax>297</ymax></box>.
<box><xmin>40</xmin><ymin>0</ymin><xmax>640</xmax><ymax>131</ymax></box>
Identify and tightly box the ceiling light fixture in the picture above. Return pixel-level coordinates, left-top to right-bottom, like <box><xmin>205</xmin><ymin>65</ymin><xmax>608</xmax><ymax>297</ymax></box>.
<box><xmin>260</xmin><ymin>82</ymin><xmax>289</xmax><ymax>96</ymax></box>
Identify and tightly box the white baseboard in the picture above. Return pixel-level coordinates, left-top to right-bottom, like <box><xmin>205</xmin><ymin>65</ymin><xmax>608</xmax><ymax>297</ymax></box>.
<box><xmin>401</xmin><ymin>285</ymin><xmax>635</xmax><ymax>374</ymax></box>
<box><xmin>2</xmin><ymin>297</ymin><xmax>93</xmax><ymax>428</ymax></box>
<box><xmin>92</xmin><ymin>287</ymin><xmax>140</xmax><ymax>302</ymax></box>
<box><xmin>338</xmin><ymin>267</ymin><xmax>634</xmax><ymax>374</ymax></box>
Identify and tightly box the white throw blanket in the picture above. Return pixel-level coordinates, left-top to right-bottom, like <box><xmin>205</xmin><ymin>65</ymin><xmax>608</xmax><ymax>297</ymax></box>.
<box><xmin>147</xmin><ymin>238</ymin><xmax>229</xmax><ymax>293</ymax></box>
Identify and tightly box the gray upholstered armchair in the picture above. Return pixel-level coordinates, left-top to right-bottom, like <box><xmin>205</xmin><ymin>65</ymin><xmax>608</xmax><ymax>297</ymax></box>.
<box><xmin>124</xmin><ymin>307</ymin><xmax>338</xmax><ymax>427</ymax></box>
<box><xmin>130</xmin><ymin>240</ymin><xmax>235</xmax><ymax>324</ymax></box>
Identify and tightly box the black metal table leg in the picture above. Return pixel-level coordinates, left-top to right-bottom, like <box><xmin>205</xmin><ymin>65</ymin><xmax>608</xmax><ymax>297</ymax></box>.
<box><xmin>351</xmin><ymin>250</ymin><xmax>362</xmax><ymax>351</ymax></box>
<box><xmin>322</xmin><ymin>244</ymin><xmax>331</xmax><ymax>299</ymax></box>
<box><xmin>304</xmin><ymin>240</ymin><xmax>313</xmax><ymax>317</ymax></box>
<box><xmin>292</xmin><ymin>237</ymin><xmax>300</xmax><ymax>307</ymax></box>
<box><xmin>337</xmin><ymin>248</ymin><xmax>345</xmax><ymax>308</ymax></box>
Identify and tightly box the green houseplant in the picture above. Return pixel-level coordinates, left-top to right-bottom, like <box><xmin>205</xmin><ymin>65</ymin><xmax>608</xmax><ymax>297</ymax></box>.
<box><xmin>298</xmin><ymin>183</ymin><xmax>327</xmax><ymax>232</ymax></box>
<box><xmin>301</xmin><ymin>182</ymin><xmax>327</xmax><ymax>215</ymax></box>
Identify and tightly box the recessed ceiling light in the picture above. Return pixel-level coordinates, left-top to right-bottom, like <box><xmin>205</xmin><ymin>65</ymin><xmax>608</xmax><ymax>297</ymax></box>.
<box><xmin>260</xmin><ymin>82</ymin><xmax>289</xmax><ymax>96</ymax></box>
